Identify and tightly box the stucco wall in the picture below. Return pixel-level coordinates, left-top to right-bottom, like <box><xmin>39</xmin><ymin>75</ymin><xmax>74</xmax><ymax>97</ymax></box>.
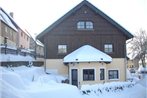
<box><xmin>18</xmin><ymin>29</ymin><xmax>30</xmax><ymax>49</ymax></box>
<box><xmin>45</xmin><ymin>58</ymin><xmax>126</xmax><ymax>85</ymax></box>
<box><xmin>46</xmin><ymin>59</ymin><xmax>68</xmax><ymax>76</ymax></box>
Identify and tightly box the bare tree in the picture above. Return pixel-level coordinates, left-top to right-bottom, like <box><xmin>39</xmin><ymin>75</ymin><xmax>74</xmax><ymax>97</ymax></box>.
<box><xmin>130</xmin><ymin>29</ymin><xmax>147</xmax><ymax>67</ymax></box>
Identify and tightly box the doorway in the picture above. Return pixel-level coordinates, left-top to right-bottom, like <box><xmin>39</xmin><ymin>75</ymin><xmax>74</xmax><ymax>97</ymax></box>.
<box><xmin>71</xmin><ymin>69</ymin><xmax>78</xmax><ymax>86</ymax></box>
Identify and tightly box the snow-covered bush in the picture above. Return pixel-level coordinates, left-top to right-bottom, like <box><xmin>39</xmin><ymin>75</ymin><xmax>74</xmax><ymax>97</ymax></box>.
<box><xmin>81</xmin><ymin>82</ymin><xmax>135</xmax><ymax>95</ymax></box>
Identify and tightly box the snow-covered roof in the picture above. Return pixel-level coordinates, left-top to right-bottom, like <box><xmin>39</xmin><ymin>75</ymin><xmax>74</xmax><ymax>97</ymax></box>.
<box><xmin>0</xmin><ymin>8</ymin><xmax>18</xmax><ymax>31</ymax></box>
<box><xmin>63</xmin><ymin>45</ymin><xmax>112</xmax><ymax>63</ymax></box>
<box><xmin>36</xmin><ymin>40</ymin><xmax>44</xmax><ymax>47</ymax></box>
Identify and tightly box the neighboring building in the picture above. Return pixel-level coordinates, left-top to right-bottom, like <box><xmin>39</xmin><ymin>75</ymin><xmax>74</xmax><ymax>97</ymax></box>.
<box><xmin>29</xmin><ymin>37</ymin><xmax>36</xmax><ymax>51</ymax></box>
<box><xmin>127</xmin><ymin>59</ymin><xmax>134</xmax><ymax>68</ymax></box>
<box><xmin>0</xmin><ymin>7</ymin><xmax>18</xmax><ymax>48</ymax></box>
<box><xmin>18</xmin><ymin>29</ymin><xmax>30</xmax><ymax>49</ymax></box>
<box><xmin>37</xmin><ymin>0</ymin><xmax>133</xmax><ymax>87</ymax></box>
<box><xmin>0</xmin><ymin>7</ymin><xmax>42</xmax><ymax>61</ymax></box>
<box><xmin>29</xmin><ymin>37</ymin><xmax>44</xmax><ymax>60</ymax></box>
<box><xmin>0</xmin><ymin>7</ymin><xmax>31</xmax><ymax>50</ymax></box>
<box><xmin>36</xmin><ymin>40</ymin><xmax>44</xmax><ymax>60</ymax></box>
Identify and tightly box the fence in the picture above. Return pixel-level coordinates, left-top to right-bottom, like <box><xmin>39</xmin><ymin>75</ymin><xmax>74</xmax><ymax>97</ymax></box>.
<box><xmin>0</xmin><ymin>46</ymin><xmax>44</xmax><ymax>58</ymax></box>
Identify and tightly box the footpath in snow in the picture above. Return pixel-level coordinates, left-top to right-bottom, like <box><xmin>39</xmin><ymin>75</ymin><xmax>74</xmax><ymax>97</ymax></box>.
<box><xmin>0</xmin><ymin>66</ymin><xmax>146</xmax><ymax>98</ymax></box>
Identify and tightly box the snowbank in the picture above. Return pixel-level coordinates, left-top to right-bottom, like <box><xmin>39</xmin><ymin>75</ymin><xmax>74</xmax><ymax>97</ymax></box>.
<box><xmin>81</xmin><ymin>82</ymin><xmax>146</xmax><ymax>98</ymax></box>
<box><xmin>0</xmin><ymin>66</ymin><xmax>146</xmax><ymax>98</ymax></box>
<box><xmin>0</xmin><ymin>66</ymin><xmax>82</xmax><ymax>98</ymax></box>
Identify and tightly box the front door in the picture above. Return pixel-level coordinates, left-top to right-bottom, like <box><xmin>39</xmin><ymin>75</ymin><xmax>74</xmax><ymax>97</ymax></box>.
<box><xmin>71</xmin><ymin>69</ymin><xmax>78</xmax><ymax>86</ymax></box>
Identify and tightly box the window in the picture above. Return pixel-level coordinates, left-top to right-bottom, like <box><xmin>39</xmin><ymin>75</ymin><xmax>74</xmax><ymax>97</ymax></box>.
<box><xmin>58</xmin><ymin>45</ymin><xmax>67</xmax><ymax>54</ymax></box>
<box><xmin>5</xmin><ymin>27</ymin><xmax>8</xmax><ymax>33</ymax></box>
<box><xmin>77</xmin><ymin>21</ymin><xmax>85</xmax><ymax>29</ymax></box>
<box><xmin>100</xmin><ymin>68</ymin><xmax>105</xmax><ymax>80</ymax></box>
<box><xmin>83</xmin><ymin>69</ymin><xmax>95</xmax><ymax>81</ymax></box>
<box><xmin>104</xmin><ymin>44</ymin><xmax>113</xmax><ymax>53</ymax></box>
<box><xmin>27</xmin><ymin>36</ymin><xmax>29</xmax><ymax>41</ymax></box>
<box><xmin>108</xmin><ymin>70</ymin><xmax>119</xmax><ymax>80</ymax></box>
<box><xmin>21</xmin><ymin>32</ymin><xmax>23</xmax><ymax>37</ymax></box>
<box><xmin>77</xmin><ymin>21</ymin><xmax>93</xmax><ymax>30</ymax></box>
<box><xmin>86</xmin><ymin>21</ymin><xmax>93</xmax><ymax>29</ymax></box>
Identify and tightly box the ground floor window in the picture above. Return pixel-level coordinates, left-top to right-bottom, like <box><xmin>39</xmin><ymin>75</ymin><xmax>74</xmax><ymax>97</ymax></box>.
<box><xmin>100</xmin><ymin>68</ymin><xmax>105</xmax><ymax>80</ymax></box>
<box><xmin>83</xmin><ymin>69</ymin><xmax>95</xmax><ymax>81</ymax></box>
<box><xmin>108</xmin><ymin>70</ymin><xmax>119</xmax><ymax>80</ymax></box>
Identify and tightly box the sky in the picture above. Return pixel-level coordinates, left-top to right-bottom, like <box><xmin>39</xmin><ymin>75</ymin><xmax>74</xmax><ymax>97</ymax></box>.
<box><xmin>0</xmin><ymin>0</ymin><xmax>147</xmax><ymax>37</ymax></box>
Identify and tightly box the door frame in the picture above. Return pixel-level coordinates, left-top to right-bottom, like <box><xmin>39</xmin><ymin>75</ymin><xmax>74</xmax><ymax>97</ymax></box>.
<box><xmin>70</xmin><ymin>68</ymin><xmax>78</xmax><ymax>87</ymax></box>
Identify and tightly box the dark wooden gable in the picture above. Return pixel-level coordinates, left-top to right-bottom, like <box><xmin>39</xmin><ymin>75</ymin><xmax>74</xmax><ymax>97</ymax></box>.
<box><xmin>37</xmin><ymin>0</ymin><xmax>133</xmax><ymax>41</ymax></box>
<box><xmin>37</xmin><ymin>0</ymin><xmax>133</xmax><ymax>59</ymax></box>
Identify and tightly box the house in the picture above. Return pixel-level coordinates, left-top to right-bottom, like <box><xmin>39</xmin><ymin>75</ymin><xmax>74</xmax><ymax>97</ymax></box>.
<box><xmin>29</xmin><ymin>36</ymin><xmax>44</xmax><ymax>60</ymax></box>
<box><xmin>0</xmin><ymin>7</ymin><xmax>41</xmax><ymax>62</ymax></box>
<box><xmin>18</xmin><ymin>29</ymin><xmax>30</xmax><ymax>49</ymax></box>
<box><xmin>36</xmin><ymin>40</ymin><xmax>44</xmax><ymax>60</ymax></box>
<box><xmin>0</xmin><ymin>7</ymin><xmax>31</xmax><ymax>50</ymax></box>
<box><xmin>37</xmin><ymin>0</ymin><xmax>133</xmax><ymax>87</ymax></box>
<box><xmin>0</xmin><ymin>7</ymin><xmax>18</xmax><ymax>48</ymax></box>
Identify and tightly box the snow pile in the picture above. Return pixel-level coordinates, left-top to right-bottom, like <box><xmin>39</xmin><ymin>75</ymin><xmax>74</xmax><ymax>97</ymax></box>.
<box><xmin>126</xmin><ymin>69</ymin><xmax>140</xmax><ymax>82</ymax></box>
<box><xmin>0</xmin><ymin>66</ymin><xmax>146</xmax><ymax>98</ymax></box>
<box><xmin>0</xmin><ymin>54</ymin><xmax>35</xmax><ymax>61</ymax></box>
<box><xmin>81</xmin><ymin>82</ymin><xmax>135</xmax><ymax>95</ymax></box>
<box><xmin>138</xmin><ymin>65</ymin><xmax>145</xmax><ymax>72</ymax></box>
<box><xmin>81</xmin><ymin>82</ymin><xmax>146</xmax><ymax>98</ymax></box>
<box><xmin>0</xmin><ymin>66</ymin><xmax>82</xmax><ymax>98</ymax></box>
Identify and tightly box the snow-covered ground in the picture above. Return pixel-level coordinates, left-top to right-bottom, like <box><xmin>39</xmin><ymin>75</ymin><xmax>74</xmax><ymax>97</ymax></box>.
<box><xmin>0</xmin><ymin>66</ymin><xmax>146</xmax><ymax>98</ymax></box>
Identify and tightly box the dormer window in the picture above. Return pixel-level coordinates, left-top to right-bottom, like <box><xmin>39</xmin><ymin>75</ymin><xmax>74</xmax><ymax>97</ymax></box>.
<box><xmin>77</xmin><ymin>21</ymin><xmax>93</xmax><ymax>30</ymax></box>
<box><xmin>77</xmin><ymin>21</ymin><xmax>85</xmax><ymax>29</ymax></box>
<box><xmin>86</xmin><ymin>21</ymin><xmax>93</xmax><ymax>29</ymax></box>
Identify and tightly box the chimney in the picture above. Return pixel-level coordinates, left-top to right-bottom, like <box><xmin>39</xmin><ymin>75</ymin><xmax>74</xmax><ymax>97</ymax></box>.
<box><xmin>10</xmin><ymin>12</ymin><xmax>14</xmax><ymax>18</ymax></box>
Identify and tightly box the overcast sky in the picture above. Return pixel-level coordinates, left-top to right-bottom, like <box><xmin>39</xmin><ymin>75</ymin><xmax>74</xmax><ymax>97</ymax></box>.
<box><xmin>0</xmin><ymin>0</ymin><xmax>147</xmax><ymax>37</ymax></box>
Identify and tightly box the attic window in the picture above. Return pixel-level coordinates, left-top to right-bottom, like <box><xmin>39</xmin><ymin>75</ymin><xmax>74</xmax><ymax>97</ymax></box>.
<box><xmin>77</xmin><ymin>21</ymin><xmax>93</xmax><ymax>30</ymax></box>
<box><xmin>86</xmin><ymin>21</ymin><xmax>93</xmax><ymax>29</ymax></box>
<box><xmin>77</xmin><ymin>21</ymin><xmax>85</xmax><ymax>29</ymax></box>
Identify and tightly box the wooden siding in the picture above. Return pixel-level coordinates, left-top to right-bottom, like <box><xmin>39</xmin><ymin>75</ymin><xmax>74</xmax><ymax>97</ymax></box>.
<box><xmin>43</xmin><ymin>5</ymin><xmax>127</xmax><ymax>59</ymax></box>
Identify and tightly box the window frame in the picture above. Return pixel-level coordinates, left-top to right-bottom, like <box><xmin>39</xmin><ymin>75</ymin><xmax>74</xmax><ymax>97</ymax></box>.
<box><xmin>86</xmin><ymin>21</ymin><xmax>93</xmax><ymax>29</ymax></box>
<box><xmin>77</xmin><ymin>21</ymin><xmax>93</xmax><ymax>30</ymax></box>
<box><xmin>108</xmin><ymin>70</ymin><xmax>119</xmax><ymax>80</ymax></box>
<box><xmin>104</xmin><ymin>43</ymin><xmax>113</xmax><ymax>53</ymax></box>
<box><xmin>77</xmin><ymin>21</ymin><xmax>85</xmax><ymax>29</ymax></box>
<box><xmin>21</xmin><ymin>32</ymin><xmax>23</xmax><ymax>37</ymax></box>
<box><xmin>58</xmin><ymin>45</ymin><xmax>67</xmax><ymax>54</ymax></box>
<box><xmin>83</xmin><ymin>69</ymin><xmax>95</xmax><ymax>81</ymax></box>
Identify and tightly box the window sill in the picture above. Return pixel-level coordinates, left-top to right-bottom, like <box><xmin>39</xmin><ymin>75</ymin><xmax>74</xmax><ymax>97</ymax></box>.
<box><xmin>109</xmin><ymin>79</ymin><xmax>119</xmax><ymax>81</ymax></box>
<box><xmin>77</xmin><ymin>28</ymin><xmax>94</xmax><ymax>31</ymax></box>
<box><xmin>83</xmin><ymin>80</ymin><xmax>95</xmax><ymax>81</ymax></box>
